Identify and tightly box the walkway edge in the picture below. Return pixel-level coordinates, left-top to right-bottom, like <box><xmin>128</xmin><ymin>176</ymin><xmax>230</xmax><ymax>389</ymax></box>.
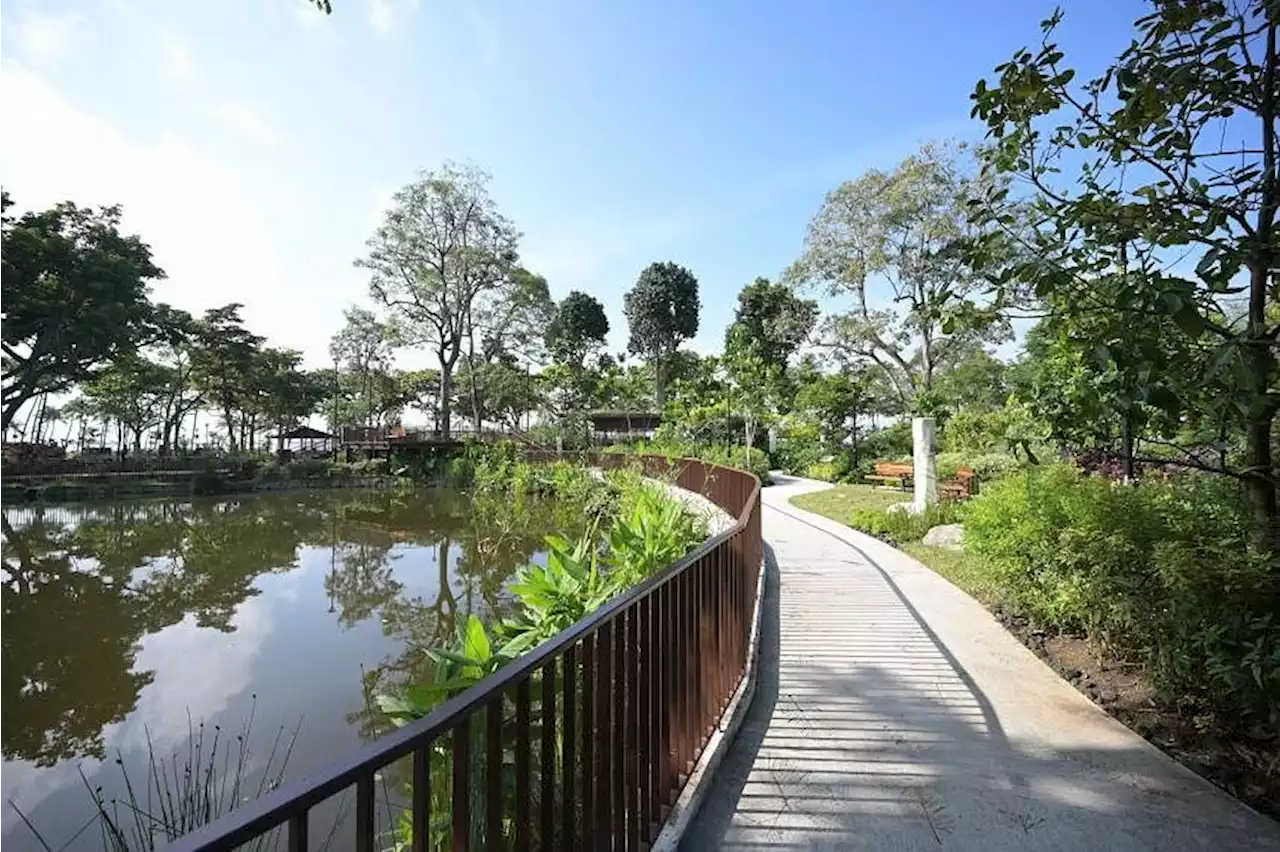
<box><xmin>649</xmin><ymin>551</ymin><xmax>767</xmax><ymax>852</ymax></box>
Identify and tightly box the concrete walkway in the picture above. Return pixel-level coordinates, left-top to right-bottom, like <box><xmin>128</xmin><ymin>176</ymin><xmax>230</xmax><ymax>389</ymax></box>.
<box><xmin>682</xmin><ymin>475</ymin><xmax>1280</xmax><ymax>851</ymax></box>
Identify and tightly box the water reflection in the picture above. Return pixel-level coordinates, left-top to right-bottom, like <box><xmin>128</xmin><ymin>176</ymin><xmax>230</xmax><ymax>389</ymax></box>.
<box><xmin>0</xmin><ymin>488</ymin><xmax>580</xmax><ymax>849</ymax></box>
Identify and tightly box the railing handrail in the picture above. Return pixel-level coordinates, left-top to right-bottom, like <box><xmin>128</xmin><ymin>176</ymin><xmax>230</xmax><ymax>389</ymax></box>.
<box><xmin>168</xmin><ymin>452</ymin><xmax>761</xmax><ymax>852</ymax></box>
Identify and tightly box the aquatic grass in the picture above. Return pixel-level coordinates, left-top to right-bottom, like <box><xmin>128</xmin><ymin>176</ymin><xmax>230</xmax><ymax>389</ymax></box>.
<box><xmin>11</xmin><ymin>698</ymin><xmax>305</xmax><ymax>852</ymax></box>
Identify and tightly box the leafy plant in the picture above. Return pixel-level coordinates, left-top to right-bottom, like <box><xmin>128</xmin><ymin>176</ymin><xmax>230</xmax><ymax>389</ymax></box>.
<box><xmin>606</xmin><ymin>486</ymin><xmax>708</xmax><ymax>586</ymax></box>
<box><xmin>498</xmin><ymin>532</ymin><xmax>622</xmax><ymax>654</ymax></box>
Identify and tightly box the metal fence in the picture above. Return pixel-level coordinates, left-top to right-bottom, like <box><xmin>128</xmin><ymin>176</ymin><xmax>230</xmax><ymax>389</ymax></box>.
<box><xmin>168</xmin><ymin>453</ymin><xmax>762</xmax><ymax>852</ymax></box>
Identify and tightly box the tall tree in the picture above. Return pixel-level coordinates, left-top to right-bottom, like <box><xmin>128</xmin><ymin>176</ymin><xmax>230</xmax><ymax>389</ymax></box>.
<box><xmin>787</xmin><ymin>143</ymin><xmax>1009</xmax><ymax>412</ymax></box>
<box><xmin>1</xmin><ymin>196</ymin><xmax>164</xmax><ymax>434</ymax></box>
<box><xmin>723</xmin><ymin>277</ymin><xmax>818</xmax><ymax>373</ymax></box>
<box><xmin>329</xmin><ymin>306</ymin><xmax>393</xmax><ymax>429</ymax></box>
<box><xmin>357</xmin><ymin>163</ymin><xmax>519</xmax><ymax>436</ymax></box>
<box><xmin>545</xmin><ymin>290</ymin><xmax>611</xmax><ymax>429</ymax></box>
<box><xmin>546</xmin><ymin>291</ymin><xmax>610</xmax><ymax>368</ymax></box>
<box><xmin>970</xmin><ymin>2</ymin><xmax>1280</xmax><ymax>538</ymax></box>
<box><xmin>623</xmin><ymin>261</ymin><xmax>700</xmax><ymax>408</ymax></box>
<box><xmin>191</xmin><ymin>304</ymin><xmax>263</xmax><ymax>452</ymax></box>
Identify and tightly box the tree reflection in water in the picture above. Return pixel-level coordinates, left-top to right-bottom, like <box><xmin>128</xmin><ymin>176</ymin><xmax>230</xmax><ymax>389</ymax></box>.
<box><xmin>1</xmin><ymin>488</ymin><xmax>584</xmax><ymax>772</ymax></box>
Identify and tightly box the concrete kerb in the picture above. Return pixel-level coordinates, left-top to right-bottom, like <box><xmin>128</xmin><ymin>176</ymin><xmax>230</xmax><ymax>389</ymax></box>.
<box><xmin>649</xmin><ymin>548</ymin><xmax>768</xmax><ymax>852</ymax></box>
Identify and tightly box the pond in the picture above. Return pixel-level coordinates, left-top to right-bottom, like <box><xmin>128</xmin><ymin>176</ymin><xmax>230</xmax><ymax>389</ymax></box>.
<box><xmin>0</xmin><ymin>488</ymin><xmax>584</xmax><ymax>851</ymax></box>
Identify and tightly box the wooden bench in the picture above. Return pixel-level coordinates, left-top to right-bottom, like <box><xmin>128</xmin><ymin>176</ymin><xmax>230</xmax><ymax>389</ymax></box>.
<box><xmin>938</xmin><ymin>466</ymin><xmax>977</xmax><ymax>500</ymax></box>
<box><xmin>866</xmin><ymin>462</ymin><xmax>978</xmax><ymax>499</ymax></box>
<box><xmin>865</xmin><ymin>462</ymin><xmax>914</xmax><ymax>491</ymax></box>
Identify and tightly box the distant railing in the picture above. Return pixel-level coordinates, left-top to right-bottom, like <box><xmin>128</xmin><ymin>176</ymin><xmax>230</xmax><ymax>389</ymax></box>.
<box><xmin>168</xmin><ymin>453</ymin><xmax>763</xmax><ymax>852</ymax></box>
<box><xmin>340</xmin><ymin>426</ymin><xmax>529</xmax><ymax>446</ymax></box>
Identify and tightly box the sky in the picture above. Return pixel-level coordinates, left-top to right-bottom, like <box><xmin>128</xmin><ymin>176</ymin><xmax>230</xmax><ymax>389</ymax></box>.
<box><xmin>1</xmin><ymin>0</ymin><xmax>1152</xmax><ymax>371</ymax></box>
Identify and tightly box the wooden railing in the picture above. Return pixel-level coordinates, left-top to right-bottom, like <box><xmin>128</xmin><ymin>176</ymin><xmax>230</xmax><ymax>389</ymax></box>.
<box><xmin>168</xmin><ymin>453</ymin><xmax>763</xmax><ymax>852</ymax></box>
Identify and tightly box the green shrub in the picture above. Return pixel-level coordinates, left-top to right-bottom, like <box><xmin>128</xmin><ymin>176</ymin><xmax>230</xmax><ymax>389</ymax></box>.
<box><xmin>772</xmin><ymin>422</ymin><xmax>826</xmax><ymax>474</ymax></box>
<box><xmin>848</xmin><ymin>501</ymin><xmax>960</xmax><ymax>544</ymax></box>
<box><xmin>191</xmin><ymin>460</ymin><xmax>227</xmax><ymax>495</ymax></box>
<box><xmin>804</xmin><ymin>460</ymin><xmax>839</xmax><ymax>482</ymax></box>
<box><xmin>858</xmin><ymin>421</ymin><xmax>913</xmax><ymax>462</ymax></box>
<box><xmin>934</xmin><ymin>452</ymin><xmax>1020</xmax><ymax>482</ymax></box>
<box><xmin>965</xmin><ymin>464</ymin><xmax>1280</xmax><ymax>722</ymax></box>
<box><xmin>284</xmin><ymin>458</ymin><xmax>333</xmax><ymax>480</ymax></box>
<box><xmin>607</xmin><ymin>440</ymin><xmax>771</xmax><ymax>484</ymax></box>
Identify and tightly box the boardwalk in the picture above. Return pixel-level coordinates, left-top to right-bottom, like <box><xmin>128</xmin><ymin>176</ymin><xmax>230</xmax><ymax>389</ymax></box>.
<box><xmin>682</xmin><ymin>475</ymin><xmax>1280</xmax><ymax>852</ymax></box>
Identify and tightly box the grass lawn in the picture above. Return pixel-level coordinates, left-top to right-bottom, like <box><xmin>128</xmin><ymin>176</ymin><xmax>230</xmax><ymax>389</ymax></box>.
<box><xmin>788</xmin><ymin>483</ymin><xmax>906</xmax><ymax>522</ymax></box>
<box><xmin>900</xmin><ymin>542</ymin><xmax>1001</xmax><ymax>604</ymax></box>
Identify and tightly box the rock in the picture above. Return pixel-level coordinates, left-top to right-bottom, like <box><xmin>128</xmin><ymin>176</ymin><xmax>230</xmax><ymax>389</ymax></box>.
<box><xmin>921</xmin><ymin>523</ymin><xmax>965</xmax><ymax>551</ymax></box>
<box><xmin>1064</xmin><ymin>668</ymin><xmax>1083</xmax><ymax>682</ymax></box>
<box><xmin>1098</xmin><ymin>689</ymin><xmax>1118</xmax><ymax>704</ymax></box>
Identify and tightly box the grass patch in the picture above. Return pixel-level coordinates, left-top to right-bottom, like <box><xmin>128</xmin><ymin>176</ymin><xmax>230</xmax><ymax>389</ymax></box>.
<box><xmin>789</xmin><ymin>484</ymin><xmax>905</xmax><ymax>522</ymax></box>
<box><xmin>900</xmin><ymin>542</ymin><xmax>1001</xmax><ymax>604</ymax></box>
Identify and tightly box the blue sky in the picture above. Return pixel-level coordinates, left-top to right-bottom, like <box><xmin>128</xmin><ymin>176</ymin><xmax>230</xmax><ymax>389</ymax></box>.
<box><xmin>2</xmin><ymin>0</ymin><xmax>1149</xmax><ymax>369</ymax></box>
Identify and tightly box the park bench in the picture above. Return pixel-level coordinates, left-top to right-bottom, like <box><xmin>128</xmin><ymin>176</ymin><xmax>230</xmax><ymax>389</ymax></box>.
<box><xmin>865</xmin><ymin>461</ymin><xmax>914</xmax><ymax>490</ymax></box>
<box><xmin>865</xmin><ymin>461</ymin><xmax>978</xmax><ymax>499</ymax></box>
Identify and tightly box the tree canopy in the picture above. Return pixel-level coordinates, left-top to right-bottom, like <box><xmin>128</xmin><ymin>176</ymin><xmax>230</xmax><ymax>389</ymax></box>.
<box><xmin>624</xmin><ymin>261</ymin><xmax>700</xmax><ymax>407</ymax></box>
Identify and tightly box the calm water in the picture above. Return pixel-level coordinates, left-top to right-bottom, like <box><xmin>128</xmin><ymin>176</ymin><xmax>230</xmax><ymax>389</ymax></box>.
<box><xmin>0</xmin><ymin>488</ymin><xmax>580</xmax><ymax>850</ymax></box>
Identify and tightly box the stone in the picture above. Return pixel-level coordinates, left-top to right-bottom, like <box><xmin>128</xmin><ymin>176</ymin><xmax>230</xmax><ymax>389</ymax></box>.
<box><xmin>920</xmin><ymin>523</ymin><xmax>965</xmax><ymax>551</ymax></box>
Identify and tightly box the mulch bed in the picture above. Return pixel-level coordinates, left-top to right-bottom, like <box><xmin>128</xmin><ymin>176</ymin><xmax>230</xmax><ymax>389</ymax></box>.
<box><xmin>991</xmin><ymin>605</ymin><xmax>1279</xmax><ymax>821</ymax></box>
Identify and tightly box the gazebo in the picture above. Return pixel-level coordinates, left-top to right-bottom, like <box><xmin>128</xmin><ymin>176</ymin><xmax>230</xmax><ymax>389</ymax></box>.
<box><xmin>275</xmin><ymin>425</ymin><xmax>335</xmax><ymax>457</ymax></box>
<box><xmin>588</xmin><ymin>411</ymin><xmax>663</xmax><ymax>445</ymax></box>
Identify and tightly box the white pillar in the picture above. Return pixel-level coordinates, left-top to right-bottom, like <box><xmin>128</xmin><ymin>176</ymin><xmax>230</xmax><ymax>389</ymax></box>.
<box><xmin>913</xmin><ymin>417</ymin><xmax>938</xmax><ymax>512</ymax></box>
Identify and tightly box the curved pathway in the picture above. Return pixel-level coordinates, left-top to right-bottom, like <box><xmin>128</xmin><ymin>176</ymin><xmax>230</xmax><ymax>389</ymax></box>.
<box><xmin>682</xmin><ymin>475</ymin><xmax>1280</xmax><ymax>851</ymax></box>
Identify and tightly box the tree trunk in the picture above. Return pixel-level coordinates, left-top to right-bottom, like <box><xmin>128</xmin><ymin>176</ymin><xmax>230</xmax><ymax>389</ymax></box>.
<box><xmin>851</xmin><ymin>410</ymin><xmax>859</xmax><ymax>468</ymax></box>
<box><xmin>437</xmin><ymin>365</ymin><xmax>453</xmax><ymax>436</ymax></box>
<box><xmin>1245</xmin><ymin>20</ymin><xmax>1278</xmax><ymax>548</ymax></box>
<box><xmin>654</xmin><ymin>352</ymin><xmax>666</xmax><ymax>409</ymax></box>
<box><xmin>1120</xmin><ymin>411</ymin><xmax>1135</xmax><ymax>483</ymax></box>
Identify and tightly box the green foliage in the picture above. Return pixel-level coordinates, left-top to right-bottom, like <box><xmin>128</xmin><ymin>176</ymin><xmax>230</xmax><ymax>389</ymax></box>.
<box><xmin>970</xmin><ymin>1</ymin><xmax>1280</xmax><ymax>533</ymax></box>
<box><xmin>787</xmin><ymin>142</ymin><xmax>1011</xmax><ymax>414</ymax></box>
<box><xmin>546</xmin><ymin>291</ymin><xmax>610</xmax><ymax>367</ymax></box>
<box><xmin>965</xmin><ymin>465</ymin><xmax>1280</xmax><ymax>721</ymax></box>
<box><xmin>624</xmin><ymin>261</ymin><xmax>701</xmax><ymax>405</ymax></box>
<box><xmin>606</xmin><ymin>486</ymin><xmax>708</xmax><ymax>586</ymax></box>
<box><xmin>723</xmin><ymin>277</ymin><xmax>817</xmax><ymax>375</ymax></box>
<box><xmin>605</xmin><ymin>440</ymin><xmax>771</xmax><ymax>485</ymax></box>
<box><xmin>358</xmin><ymin>163</ymin><xmax>521</xmax><ymax>434</ymax></box>
<box><xmin>934</xmin><ymin>451</ymin><xmax>1020</xmax><ymax>482</ymax></box>
<box><xmin>2</xmin><ymin>196</ymin><xmax>165</xmax><ymax>433</ymax></box>
<box><xmin>858</xmin><ymin>421</ymin><xmax>913</xmax><ymax>464</ymax></box>
<box><xmin>803</xmin><ymin>461</ymin><xmax>839</xmax><ymax>482</ymax></box>
<box><xmin>376</xmin><ymin>615</ymin><xmax>515</xmax><ymax>725</ymax></box>
<box><xmin>847</xmin><ymin>502</ymin><xmax>960</xmax><ymax>545</ymax></box>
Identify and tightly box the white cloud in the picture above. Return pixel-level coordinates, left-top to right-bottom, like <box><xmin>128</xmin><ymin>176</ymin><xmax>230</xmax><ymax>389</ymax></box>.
<box><xmin>2</xmin><ymin>61</ymin><xmax>286</xmax><ymax>337</ymax></box>
<box><xmin>164</xmin><ymin>35</ymin><xmax>195</xmax><ymax>85</ymax></box>
<box><xmin>12</xmin><ymin>9</ymin><xmax>86</xmax><ymax>64</ymax></box>
<box><xmin>210</xmin><ymin>100</ymin><xmax>283</xmax><ymax>149</ymax></box>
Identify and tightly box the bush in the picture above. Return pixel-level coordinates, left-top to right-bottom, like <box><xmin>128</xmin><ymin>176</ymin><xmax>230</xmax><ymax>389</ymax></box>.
<box><xmin>284</xmin><ymin>458</ymin><xmax>334</xmax><ymax>480</ymax></box>
<box><xmin>771</xmin><ymin>422</ymin><xmax>826</xmax><ymax>474</ymax></box>
<box><xmin>934</xmin><ymin>451</ymin><xmax>1021</xmax><ymax>482</ymax></box>
<box><xmin>848</xmin><ymin>501</ymin><xmax>960</xmax><ymax>545</ymax></box>
<box><xmin>857</xmin><ymin>421</ymin><xmax>913</xmax><ymax>463</ymax></box>
<box><xmin>804</xmin><ymin>460</ymin><xmax>839</xmax><ymax>482</ymax></box>
<box><xmin>965</xmin><ymin>464</ymin><xmax>1280</xmax><ymax>722</ymax></box>
<box><xmin>605</xmin><ymin>440</ymin><xmax>772</xmax><ymax>484</ymax></box>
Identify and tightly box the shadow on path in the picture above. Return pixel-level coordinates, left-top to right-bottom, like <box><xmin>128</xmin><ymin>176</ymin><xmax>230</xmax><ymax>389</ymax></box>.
<box><xmin>680</xmin><ymin>500</ymin><xmax>1279</xmax><ymax>852</ymax></box>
